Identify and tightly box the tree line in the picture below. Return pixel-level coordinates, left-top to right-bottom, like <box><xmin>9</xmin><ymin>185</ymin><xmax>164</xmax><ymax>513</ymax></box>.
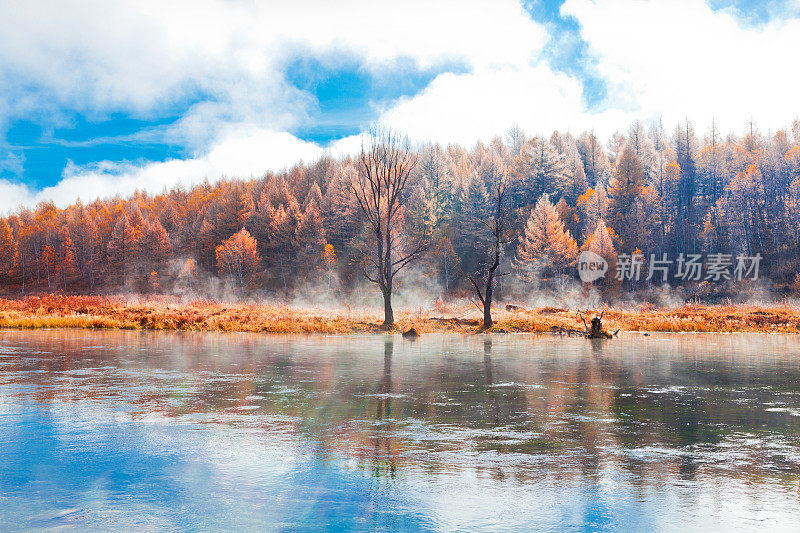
<box><xmin>1</xmin><ymin>119</ymin><xmax>799</xmax><ymax>326</ymax></box>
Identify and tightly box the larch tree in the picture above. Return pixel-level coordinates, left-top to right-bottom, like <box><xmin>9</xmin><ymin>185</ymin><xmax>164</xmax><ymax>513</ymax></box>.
<box><xmin>418</xmin><ymin>143</ymin><xmax>455</xmax><ymax>225</ymax></box>
<box><xmin>582</xmin><ymin>219</ymin><xmax>617</xmax><ymax>261</ymax></box>
<box><xmin>506</xmin><ymin>124</ymin><xmax>528</xmax><ymax>157</ymax></box>
<box><xmin>515</xmin><ymin>194</ymin><xmax>578</xmax><ymax>279</ymax></box>
<box><xmin>70</xmin><ymin>206</ymin><xmax>99</xmax><ymax>288</ymax></box>
<box><xmin>606</xmin><ymin>131</ymin><xmax>627</xmax><ymax>164</ymax></box>
<box><xmin>581</xmin><ymin>219</ymin><xmax>619</xmax><ymax>290</ymax></box>
<box><xmin>627</xmin><ymin>120</ymin><xmax>657</xmax><ymax>179</ymax></box>
<box><xmin>196</xmin><ymin>217</ymin><xmax>216</xmax><ymax>272</ymax></box>
<box><xmin>303</xmin><ymin>182</ymin><xmax>324</xmax><ymax>210</ymax></box>
<box><xmin>42</xmin><ymin>242</ymin><xmax>56</xmax><ymax>289</ymax></box>
<box><xmin>107</xmin><ymin>215</ymin><xmax>140</xmax><ymax>277</ymax></box>
<box><xmin>294</xmin><ymin>199</ymin><xmax>327</xmax><ymax>277</ymax></box>
<box><xmin>350</xmin><ymin>128</ymin><xmax>426</xmax><ymax>330</ymax></box>
<box><xmin>215</xmin><ymin>228</ymin><xmax>261</xmax><ymax>296</ymax></box>
<box><xmin>56</xmin><ymin>228</ymin><xmax>78</xmax><ymax>290</ymax></box>
<box><xmin>142</xmin><ymin>217</ymin><xmax>173</xmax><ymax>273</ymax></box>
<box><xmin>563</xmin><ymin>146</ymin><xmax>589</xmax><ymax>204</ymax></box>
<box><xmin>322</xmin><ymin>243</ymin><xmax>336</xmax><ymax>292</ymax></box>
<box><xmin>266</xmin><ymin>201</ymin><xmax>300</xmax><ymax>290</ymax></box>
<box><xmin>0</xmin><ymin>219</ymin><xmax>15</xmax><ymax>282</ymax></box>
<box><xmin>509</xmin><ymin>136</ymin><xmax>567</xmax><ymax>206</ymax></box>
<box><xmin>607</xmin><ymin>143</ymin><xmax>646</xmax><ymax>250</ymax></box>
<box><xmin>578</xmin><ymin>130</ymin><xmax>611</xmax><ymax>187</ymax></box>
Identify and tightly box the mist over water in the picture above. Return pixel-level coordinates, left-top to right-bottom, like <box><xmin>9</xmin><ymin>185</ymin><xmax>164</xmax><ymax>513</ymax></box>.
<box><xmin>1</xmin><ymin>330</ymin><xmax>800</xmax><ymax>531</ymax></box>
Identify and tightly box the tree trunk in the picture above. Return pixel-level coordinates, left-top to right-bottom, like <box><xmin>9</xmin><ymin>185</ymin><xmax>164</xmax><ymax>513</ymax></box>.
<box><xmin>483</xmin><ymin>273</ymin><xmax>494</xmax><ymax>329</ymax></box>
<box><xmin>381</xmin><ymin>286</ymin><xmax>394</xmax><ymax>330</ymax></box>
<box><xmin>444</xmin><ymin>251</ymin><xmax>449</xmax><ymax>293</ymax></box>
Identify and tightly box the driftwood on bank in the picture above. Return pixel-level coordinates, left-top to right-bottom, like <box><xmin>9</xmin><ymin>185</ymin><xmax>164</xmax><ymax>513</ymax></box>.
<box><xmin>550</xmin><ymin>325</ymin><xmax>588</xmax><ymax>337</ymax></box>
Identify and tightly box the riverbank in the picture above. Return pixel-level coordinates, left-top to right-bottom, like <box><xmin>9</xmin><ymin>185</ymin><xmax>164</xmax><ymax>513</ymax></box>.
<box><xmin>1</xmin><ymin>295</ymin><xmax>799</xmax><ymax>334</ymax></box>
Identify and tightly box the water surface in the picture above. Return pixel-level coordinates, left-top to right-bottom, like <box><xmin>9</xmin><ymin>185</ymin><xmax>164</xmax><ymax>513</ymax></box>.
<box><xmin>1</xmin><ymin>330</ymin><xmax>800</xmax><ymax>531</ymax></box>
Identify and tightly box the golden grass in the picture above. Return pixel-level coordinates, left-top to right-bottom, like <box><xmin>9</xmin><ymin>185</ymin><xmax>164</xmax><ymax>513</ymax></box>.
<box><xmin>0</xmin><ymin>295</ymin><xmax>799</xmax><ymax>334</ymax></box>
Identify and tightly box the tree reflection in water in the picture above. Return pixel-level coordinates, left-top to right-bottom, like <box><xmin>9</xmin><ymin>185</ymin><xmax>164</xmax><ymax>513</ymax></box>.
<box><xmin>2</xmin><ymin>329</ymin><xmax>800</xmax><ymax>525</ymax></box>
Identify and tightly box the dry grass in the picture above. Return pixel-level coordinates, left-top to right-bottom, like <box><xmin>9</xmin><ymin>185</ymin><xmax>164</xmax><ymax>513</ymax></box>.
<box><xmin>499</xmin><ymin>303</ymin><xmax>800</xmax><ymax>334</ymax></box>
<box><xmin>0</xmin><ymin>295</ymin><xmax>799</xmax><ymax>334</ymax></box>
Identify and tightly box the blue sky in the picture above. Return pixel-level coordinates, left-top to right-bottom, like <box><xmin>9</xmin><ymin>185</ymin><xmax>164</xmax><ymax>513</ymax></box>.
<box><xmin>0</xmin><ymin>0</ymin><xmax>799</xmax><ymax>211</ymax></box>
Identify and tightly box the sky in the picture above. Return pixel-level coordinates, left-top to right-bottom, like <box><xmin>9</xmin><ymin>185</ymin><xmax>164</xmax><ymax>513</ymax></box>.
<box><xmin>1</xmin><ymin>0</ymin><xmax>800</xmax><ymax>213</ymax></box>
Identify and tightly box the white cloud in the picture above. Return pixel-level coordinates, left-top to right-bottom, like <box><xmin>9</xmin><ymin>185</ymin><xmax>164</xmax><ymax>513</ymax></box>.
<box><xmin>561</xmin><ymin>0</ymin><xmax>800</xmax><ymax>134</ymax></box>
<box><xmin>379</xmin><ymin>65</ymin><xmax>633</xmax><ymax>145</ymax></box>
<box><xmin>0</xmin><ymin>129</ymin><xmax>329</xmax><ymax>213</ymax></box>
<box><xmin>0</xmin><ymin>0</ymin><xmax>546</xmax><ymax>140</ymax></box>
<box><xmin>0</xmin><ymin>180</ymin><xmax>32</xmax><ymax>214</ymax></box>
<box><xmin>376</xmin><ymin>0</ymin><xmax>800</xmax><ymax>145</ymax></box>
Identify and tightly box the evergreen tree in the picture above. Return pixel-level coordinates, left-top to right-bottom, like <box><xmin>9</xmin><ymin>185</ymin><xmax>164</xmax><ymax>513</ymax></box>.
<box><xmin>673</xmin><ymin>120</ymin><xmax>700</xmax><ymax>251</ymax></box>
<box><xmin>455</xmin><ymin>171</ymin><xmax>490</xmax><ymax>276</ymax></box>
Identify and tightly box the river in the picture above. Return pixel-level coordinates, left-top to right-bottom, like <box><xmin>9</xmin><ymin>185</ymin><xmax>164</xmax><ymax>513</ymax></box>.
<box><xmin>1</xmin><ymin>330</ymin><xmax>799</xmax><ymax>531</ymax></box>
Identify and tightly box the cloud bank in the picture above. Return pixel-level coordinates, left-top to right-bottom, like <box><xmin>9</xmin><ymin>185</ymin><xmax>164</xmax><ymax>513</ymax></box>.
<box><xmin>1</xmin><ymin>0</ymin><xmax>799</xmax><ymax>213</ymax></box>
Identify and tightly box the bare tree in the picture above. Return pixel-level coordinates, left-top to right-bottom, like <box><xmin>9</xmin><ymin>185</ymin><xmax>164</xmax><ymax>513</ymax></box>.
<box><xmin>350</xmin><ymin>128</ymin><xmax>426</xmax><ymax>330</ymax></box>
<box><xmin>465</xmin><ymin>167</ymin><xmax>514</xmax><ymax>330</ymax></box>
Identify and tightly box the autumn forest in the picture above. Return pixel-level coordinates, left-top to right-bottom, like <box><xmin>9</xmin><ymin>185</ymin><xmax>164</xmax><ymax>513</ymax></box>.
<box><xmin>1</xmin><ymin>119</ymin><xmax>800</xmax><ymax>314</ymax></box>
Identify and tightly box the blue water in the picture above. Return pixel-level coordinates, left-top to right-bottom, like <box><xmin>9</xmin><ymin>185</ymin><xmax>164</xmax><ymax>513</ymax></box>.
<box><xmin>1</xmin><ymin>331</ymin><xmax>800</xmax><ymax>531</ymax></box>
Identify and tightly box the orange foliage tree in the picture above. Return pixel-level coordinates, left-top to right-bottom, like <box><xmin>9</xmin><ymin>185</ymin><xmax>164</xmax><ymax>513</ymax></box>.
<box><xmin>215</xmin><ymin>229</ymin><xmax>261</xmax><ymax>296</ymax></box>
<box><xmin>322</xmin><ymin>243</ymin><xmax>336</xmax><ymax>292</ymax></box>
<box><xmin>515</xmin><ymin>194</ymin><xmax>578</xmax><ymax>279</ymax></box>
<box><xmin>0</xmin><ymin>219</ymin><xmax>16</xmax><ymax>282</ymax></box>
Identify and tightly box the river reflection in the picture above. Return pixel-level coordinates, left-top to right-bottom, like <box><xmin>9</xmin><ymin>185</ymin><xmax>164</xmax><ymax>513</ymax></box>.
<box><xmin>1</xmin><ymin>330</ymin><xmax>800</xmax><ymax>531</ymax></box>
